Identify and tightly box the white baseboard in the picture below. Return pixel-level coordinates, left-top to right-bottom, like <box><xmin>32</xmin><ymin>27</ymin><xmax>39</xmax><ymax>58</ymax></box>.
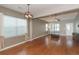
<box><xmin>0</xmin><ymin>34</ymin><xmax>48</xmax><ymax>52</ymax></box>
<box><xmin>31</xmin><ymin>34</ymin><xmax>49</xmax><ymax>41</ymax></box>
<box><xmin>0</xmin><ymin>40</ymin><xmax>27</xmax><ymax>52</ymax></box>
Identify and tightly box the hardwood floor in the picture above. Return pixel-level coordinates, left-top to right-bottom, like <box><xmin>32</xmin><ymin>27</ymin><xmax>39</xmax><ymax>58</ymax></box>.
<box><xmin>0</xmin><ymin>35</ymin><xmax>79</xmax><ymax>55</ymax></box>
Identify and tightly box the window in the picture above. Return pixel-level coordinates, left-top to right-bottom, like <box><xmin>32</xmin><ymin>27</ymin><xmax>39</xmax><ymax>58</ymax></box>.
<box><xmin>16</xmin><ymin>18</ymin><xmax>27</xmax><ymax>35</ymax></box>
<box><xmin>3</xmin><ymin>15</ymin><xmax>27</xmax><ymax>38</ymax></box>
<box><xmin>45</xmin><ymin>24</ymin><xmax>48</xmax><ymax>31</ymax></box>
<box><xmin>55</xmin><ymin>24</ymin><xmax>60</xmax><ymax>31</ymax></box>
<box><xmin>50</xmin><ymin>23</ymin><xmax>60</xmax><ymax>34</ymax></box>
<box><xmin>51</xmin><ymin>24</ymin><xmax>60</xmax><ymax>32</ymax></box>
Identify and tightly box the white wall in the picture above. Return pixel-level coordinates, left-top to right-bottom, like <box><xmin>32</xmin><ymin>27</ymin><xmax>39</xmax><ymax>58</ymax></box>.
<box><xmin>0</xmin><ymin>13</ymin><xmax>4</xmax><ymax>36</ymax></box>
<box><xmin>32</xmin><ymin>19</ymin><xmax>48</xmax><ymax>38</ymax></box>
<box><xmin>0</xmin><ymin>13</ymin><xmax>4</xmax><ymax>49</ymax></box>
<box><xmin>74</xmin><ymin>13</ymin><xmax>79</xmax><ymax>33</ymax></box>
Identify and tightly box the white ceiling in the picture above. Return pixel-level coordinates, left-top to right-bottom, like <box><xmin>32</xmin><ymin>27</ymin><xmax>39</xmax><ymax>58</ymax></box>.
<box><xmin>0</xmin><ymin>4</ymin><xmax>79</xmax><ymax>22</ymax></box>
<box><xmin>0</xmin><ymin>4</ymin><xmax>60</xmax><ymax>17</ymax></box>
<box><xmin>39</xmin><ymin>12</ymin><xmax>78</xmax><ymax>22</ymax></box>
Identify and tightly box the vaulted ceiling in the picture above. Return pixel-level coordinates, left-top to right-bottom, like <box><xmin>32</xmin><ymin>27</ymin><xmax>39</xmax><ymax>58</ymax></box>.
<box><xmin>0</xmin><ymin>4</ymin><xmax>79</xmax><ymax>22</ymax></box>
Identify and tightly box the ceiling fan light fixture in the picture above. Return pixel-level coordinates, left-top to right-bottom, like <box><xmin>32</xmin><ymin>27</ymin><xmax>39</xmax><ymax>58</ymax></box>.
<box><xmin>24</xmin><ymin>12</ymin><xmax>33</xmax><ymax>19</ymax></box>
<box><xmin>24</xmin><ymin>4</ymin><xmax>33</xmax><ymax>19</ymax></box>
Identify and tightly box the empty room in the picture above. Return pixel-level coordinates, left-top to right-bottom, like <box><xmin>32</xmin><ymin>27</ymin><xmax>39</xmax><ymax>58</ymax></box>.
<box><xmin>0</xmin><ymin>4</ymin><xmax>79</xmax><ymax>55</ymax></box>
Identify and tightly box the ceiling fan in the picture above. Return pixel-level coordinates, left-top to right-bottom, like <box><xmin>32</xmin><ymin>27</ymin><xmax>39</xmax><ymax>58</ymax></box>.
<box><xmin>55</xmin><ymin>17</ymin><xmax>61</xmax><ymax>21</ymax></box>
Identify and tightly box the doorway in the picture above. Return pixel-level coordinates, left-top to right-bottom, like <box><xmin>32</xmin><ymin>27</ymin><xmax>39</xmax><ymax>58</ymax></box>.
<box><xmin>65</xmin><ymin>23</ymin><xmax>73</xmax><ymax>47</ymax></box>
<box><xmin>66</xmin><ymin>23</ymin><xmax>73</xmax><ymax>36</ymax></box>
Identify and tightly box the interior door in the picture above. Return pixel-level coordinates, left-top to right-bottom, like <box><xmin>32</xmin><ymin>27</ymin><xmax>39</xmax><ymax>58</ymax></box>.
<box><xmin>65</xmin><ymin>23</ymin><xmax>73</xmax><ymax>47</ymax></box>
<box><xmin>66</xmin><ymin>23</ymin><xmax>73</xmax><ymax>36</ymax></box>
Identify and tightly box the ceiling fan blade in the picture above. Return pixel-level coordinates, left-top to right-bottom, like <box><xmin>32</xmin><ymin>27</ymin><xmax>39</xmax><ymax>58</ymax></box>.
<box><xmin>55</xmin><ymin>18</ymin><xmax>60</xmax><ymax>21</ymax></box>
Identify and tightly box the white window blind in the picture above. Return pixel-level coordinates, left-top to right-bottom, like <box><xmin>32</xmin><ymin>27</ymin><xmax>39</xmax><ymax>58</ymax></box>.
<box><xmin>3</xmin><ymin>15</ymin><xmax>27</xmax><ymax>38</ymax></box>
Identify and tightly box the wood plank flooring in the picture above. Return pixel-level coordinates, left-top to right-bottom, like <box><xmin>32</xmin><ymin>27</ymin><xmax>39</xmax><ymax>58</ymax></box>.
<box><xmin>0</xmin><ymin>35</ymin><xmax>79</xmax><ymax>55</ymax></box>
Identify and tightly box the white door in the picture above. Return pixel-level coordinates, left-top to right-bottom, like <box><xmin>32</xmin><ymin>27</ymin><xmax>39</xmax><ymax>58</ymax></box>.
<box><xmin>65</xmin><ymin>23</ymin><xmax>73</xmax><ymax>47</ymax></box>
<box><xmin>66</xmin><ymin>23</ymin><xmax>73</xmax><ymax>36</ymax></box>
